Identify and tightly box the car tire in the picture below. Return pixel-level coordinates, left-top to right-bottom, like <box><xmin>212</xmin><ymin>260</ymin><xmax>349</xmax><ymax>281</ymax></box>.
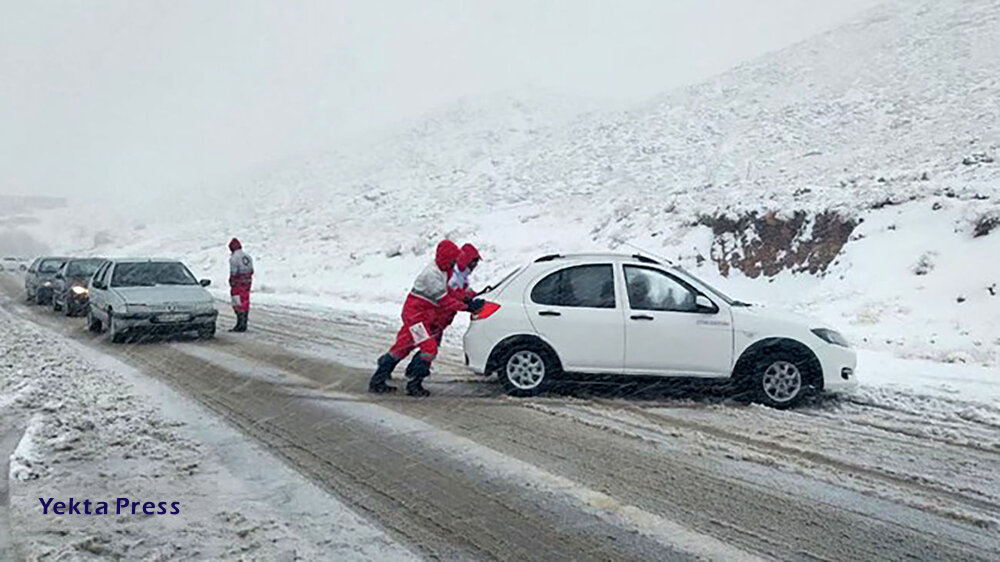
<box><xmin>35</xmin><ymin>291</ymin><xmax>46</xmax><ymax>305</ymax></box>
<box><xmin>108</xmin><ymin>314</ymin><xmax>125</xmax><ymax>343</ymax></box>
<box><xmin>497</xmin><ymin>342</ymin><xmax>560</xmax><ymax>397</ymax></box>
<box><xmin>198</xmin><ymin>324</ymin><xmax>216</xmax><ymax>340</ymax></box>
<box><xmin>744</xmin><ymin>348</ymin><xmax>815</xmax><ymax>409</ymax></box>
<box><xmin>52</xmin><ymin>296</ymin><xmax>62</xmax><ymax>312</ymax></box>
<box><xmin>86</xmin><ymin>307</ymin><xmax>103</xmax><ymax>332</ymax></box>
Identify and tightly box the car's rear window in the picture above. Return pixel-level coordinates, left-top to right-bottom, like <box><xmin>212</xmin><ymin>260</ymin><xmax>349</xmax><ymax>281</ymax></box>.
<box><xmin>39</xmin><ymin>259</ymin><xmax>65</xmax><ymax>273</ymax></box>
<box><xmin>111</xmin><ymin>262</ymin><xmax>198</xmax><ymax>287</ymax></box>
<box><xmin>479</xmin><ymin>266</ymin><xmax>523</xmax><ymax>295</ymax></box>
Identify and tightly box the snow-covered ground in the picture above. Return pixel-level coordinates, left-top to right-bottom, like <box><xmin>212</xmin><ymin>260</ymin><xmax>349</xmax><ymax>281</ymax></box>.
<box><xmin>3</xmin><ymin>0</ymin><xmax>998</xmax><ymax>399</ymax></box>
<box><xmin>0</xmin><ymin>304</ymin><xmax>415</xmax><ymax>560</ymax></box>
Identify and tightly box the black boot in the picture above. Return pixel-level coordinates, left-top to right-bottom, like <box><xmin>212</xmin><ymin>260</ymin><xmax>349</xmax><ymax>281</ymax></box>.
<box><xmin>405</xmin><ymin>355</ymin><xmax>431</xmax><ymax>397</ymax></box>
<box><xmin>229</xmin><ymin>311</ymin><xmax>243</xmax><ymax>332</ymax></box>
<box><xmin>369</xmin><ymin>353</ymin><xmax>400</xmax><ymax>393</ymax></box>
<box><xmin>229</xmin><ymin>311</ymin><xmax>248</xmax><ymax>332</ymax></box>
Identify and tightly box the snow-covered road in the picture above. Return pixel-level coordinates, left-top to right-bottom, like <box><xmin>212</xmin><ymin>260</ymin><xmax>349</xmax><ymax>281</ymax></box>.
<box><xmin>2</xmin><ymin>273</ymin><xmax>999</xmax><ymax>560</ymax></box>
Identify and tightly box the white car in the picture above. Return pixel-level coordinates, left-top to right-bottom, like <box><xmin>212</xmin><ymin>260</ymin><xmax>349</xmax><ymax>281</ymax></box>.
<box><xmin>86</xmin><ymin>258</ymin><xmax>218</xmax><ymax>342</ymax></box>
<box><xmin>463</xmin><ymin>253</ymin><xmax>857</xmax><ymax>408</ymax></box>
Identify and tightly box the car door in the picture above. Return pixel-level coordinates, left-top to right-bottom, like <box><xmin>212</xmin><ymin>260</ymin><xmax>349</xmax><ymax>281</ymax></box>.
<box><xmin>53</xmin><ymin>263</ymin><xmax>68</xmax><ymax>304</ymax></box>
<box><xmin>523</xmin><ymin>263</ymin><xmax>625</xmax><ymax>374</ymax></box>
<box><xmin>89</xmin><ymin>262</ymin><xmax>112</xmax><ymax>320</ymax></box>
<box><xmin>621</xmin><ymin>265</ymin><xmax>733</xmax><ymax>377</ymax></box>
<box><xmin>26</xmin><ymin>259</ymin><xmax>39</xmax><ymax>294</ymax></box>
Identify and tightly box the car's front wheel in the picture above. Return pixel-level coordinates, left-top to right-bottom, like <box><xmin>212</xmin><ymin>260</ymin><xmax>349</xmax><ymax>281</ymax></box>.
<box><xmin>108</xmin><ymin>314</ymin><xmax>125</xmax><ymax>343</ymax></box>
<box><xmin>745</xmin><ymin>349</ymin><xmax>815</xmax><ymax>409</ymax></box>
<box><xmin>198</xmin><ymin>324</ymin><xmax>216</xmax><ymax>340</ymax></box>
<box><xmin>498</xmin><ymin>343</ymin><xmax>559</xmax><ymax>397</ymax></box>
<box><xmin>86</xmin><ymin>307</ymin><xmax>103</xmax><ymax>332</ymax></box>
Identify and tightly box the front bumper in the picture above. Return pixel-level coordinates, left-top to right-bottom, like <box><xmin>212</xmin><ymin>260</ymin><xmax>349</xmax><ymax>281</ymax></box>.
<box><xmin>113</xmin><ymin>310</ymin><xmax>218</xmax><ymax>333</ymax></box>
<box><xmin>816</xmin><ymin>343</ymin><xmax>858</xmax><ymax>391</ymax></box>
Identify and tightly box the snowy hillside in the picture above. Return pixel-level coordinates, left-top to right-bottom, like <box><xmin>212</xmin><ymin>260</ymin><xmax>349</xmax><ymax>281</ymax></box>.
<box><xmin>12</xmin><ymin>0</ymin><xmax>1000</xmax><ymax>372</ymax></box>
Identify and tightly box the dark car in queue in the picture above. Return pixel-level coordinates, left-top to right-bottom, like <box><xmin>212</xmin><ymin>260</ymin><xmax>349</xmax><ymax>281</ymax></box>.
<box><xmin>25</xmin><ymin>256</ymin><xmax>69</xmax><ymax>304</ymax></box>
<box><xmin>52</xmin><ymin>258</ymin><xmax>107</xmax><ymax>316</ymax></box>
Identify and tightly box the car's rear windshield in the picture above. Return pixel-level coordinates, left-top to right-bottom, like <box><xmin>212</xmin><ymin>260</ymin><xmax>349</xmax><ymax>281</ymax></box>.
<box><xmin>111</xmin><ymin>262</ymin><xmax>198</xmax><ymax>287</ymax></box>
<box><xmin>66</xmin><ymin>259</ymin><xmax>104</xmax><ymax>278</ymax></box>
<box><xmin>39</xmin><ymin>259</ymin><xmax>65</xmax><ymax>273</ymax></box>
<box><xmin>479</xmin><ymin>266</ymin><xmax>523</xmax><ymax>295</ymax></box>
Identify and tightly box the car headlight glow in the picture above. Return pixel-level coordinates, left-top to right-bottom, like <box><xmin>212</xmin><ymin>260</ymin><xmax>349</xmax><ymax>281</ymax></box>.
<box><xmin>43</xmin><ymin>281</ymin><xmax>53</xmax><ymax>287</ymax></box>
<box><xmin>811</xmin><ymin>328</ymin><xmax>850</xmax><ymax>348</ymax></box>
<box><xmin>125</xmin><ymin>303</ymin><xmax>151</xmax><ymax>315</ymax></box>
<box><xmin>71</xmin><ymin>285</ymin><xmax>88</xmax><ymax>295</ymax></box>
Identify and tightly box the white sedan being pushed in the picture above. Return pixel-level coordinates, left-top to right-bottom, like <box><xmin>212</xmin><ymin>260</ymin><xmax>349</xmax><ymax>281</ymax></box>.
<box><xmin>86</xmin><ymin>258</ymin><xmax>218</xmax><ymax>342</ymax></box>
<box><xmin>463</xmin><ymin>253</ymin><xmax>857</xmax><ymax>408</ymax></box>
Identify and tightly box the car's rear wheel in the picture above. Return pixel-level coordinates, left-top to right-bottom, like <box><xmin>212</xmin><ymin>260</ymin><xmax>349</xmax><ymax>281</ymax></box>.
<box><xmin>498</xmin><ymin>343</ymin><xmax>559</xmax><ymax>397</ymax></box>
<box><xmin>744</xmin><ymin>349</ymin><xmax>815</xmax><ymax>409</ymax></box>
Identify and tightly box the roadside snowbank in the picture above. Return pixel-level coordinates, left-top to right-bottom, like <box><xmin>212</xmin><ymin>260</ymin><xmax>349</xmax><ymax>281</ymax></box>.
<box><xmin>0</xmin><ymin>305</ymin><xmax>415</xmax><ymax>561</ymax></box>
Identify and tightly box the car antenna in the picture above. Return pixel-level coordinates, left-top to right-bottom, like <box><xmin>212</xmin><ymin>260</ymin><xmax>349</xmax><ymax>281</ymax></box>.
<box><xmin>620</xmin><ymin>242</ymin><xmax>675</xmax><ymax>266</ymax></box>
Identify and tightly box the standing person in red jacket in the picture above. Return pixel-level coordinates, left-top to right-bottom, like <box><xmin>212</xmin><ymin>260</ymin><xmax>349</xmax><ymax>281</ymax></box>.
<box><xmin>369</xmin><ymin>240</ymin><xmax>483</xmax><ymax>397</ymax></box>
<box><xmin>228</xmin><ymin>238</ymin><xmax>254</xmax><ymax>332</ymax></box>
<box><xmin>431</xmin><ymin>242</ymin><xmax>481</xmax><ymax>345</ymax></box>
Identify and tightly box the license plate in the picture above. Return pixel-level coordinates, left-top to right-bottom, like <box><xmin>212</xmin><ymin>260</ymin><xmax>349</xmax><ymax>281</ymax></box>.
<box><xmin>157</xmin><ymin>313</ymin><xmax>190</xmax><ymax>323</ymax></box>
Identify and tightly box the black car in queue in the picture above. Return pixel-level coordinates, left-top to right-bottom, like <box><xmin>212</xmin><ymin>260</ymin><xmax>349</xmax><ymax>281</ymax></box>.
<box><xmin>52</xmin><ymin>258</ymin><xmax>107</xmax><ymax>316</ymax></box>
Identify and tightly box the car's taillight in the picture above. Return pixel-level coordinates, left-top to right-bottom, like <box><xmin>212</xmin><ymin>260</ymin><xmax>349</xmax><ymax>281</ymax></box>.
<box><xmin>473</xmin><ymin>301</ymin><xmax>501</xmax><ymax>320</ymax></box>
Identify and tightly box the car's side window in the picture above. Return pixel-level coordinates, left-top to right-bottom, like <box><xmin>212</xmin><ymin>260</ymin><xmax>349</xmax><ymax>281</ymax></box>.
<box><xmin>624</xmin><ymin>266</ymin><xmax>699</xmax><ymax>312</ymax></box>
<box><xmin>96</xmin><ymin>263</ymin><xmax>113</xmax><ymax>287</ymax></box>
<box><xmin>530</xmin><ymin>264</ymin><xmax>616</xmax><ymax>309</ymax></box>
<box><xmin>92</xmin><ymin>263</ymin><xmax>106</xmax><ymax>285</ymax></box>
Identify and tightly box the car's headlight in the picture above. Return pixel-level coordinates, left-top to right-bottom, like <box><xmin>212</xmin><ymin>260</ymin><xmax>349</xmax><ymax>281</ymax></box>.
<box><xmin>811</xmin><ymin>328</ymin><xmax>850</xmax><ymax>348</ymax></box>
<box><xmin>43</xmin><ymin>281</ymin><xmax>53</xmax><ymax>287</ymax></box>
<box><xmin>71</xmin><ymin>285</ymin><xmax>88</xmax><ymax>295</ymax></box>
<box><xmin>125</xmin><ymin>303</ymin><xmax>151</xmax><ymax>315</ymax></box>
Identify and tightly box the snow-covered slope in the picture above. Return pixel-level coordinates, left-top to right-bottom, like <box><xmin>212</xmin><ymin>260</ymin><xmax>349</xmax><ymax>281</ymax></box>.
<box><xmin>14</xmin><ymin>0</ymin><xmax>1000</xmax><ymax>371</ymax></box>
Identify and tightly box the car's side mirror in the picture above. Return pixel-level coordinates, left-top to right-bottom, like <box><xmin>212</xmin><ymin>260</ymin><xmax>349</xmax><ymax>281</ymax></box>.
<box><xmin>695</xmin><ymin>294</ymin><xmax>717</xmax><ymax>313</ymax></box>
<box><xmin>199</xmin><ymin>279</ymin><xmax>211</xmax><ymax>287</ymax></box>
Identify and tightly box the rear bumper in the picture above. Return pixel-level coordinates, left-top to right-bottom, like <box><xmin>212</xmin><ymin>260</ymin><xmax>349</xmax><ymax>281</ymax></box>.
<box><xmin>463</xmin><ymin>322</ymin><xmax>492</xmax><ymax>375</ymax></box>
<box><xmin>816</xmin><ymin>344</ymin><xmax>858</xmax><ymax>392</ymax></box>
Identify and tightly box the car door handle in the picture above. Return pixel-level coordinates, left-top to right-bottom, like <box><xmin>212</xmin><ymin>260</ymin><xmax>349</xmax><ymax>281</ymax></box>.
<box><xmin>538</xmin><ymin>310</ymin><xmax>561</xmax><ymax>317</ymax></box>
<box><xmin>630</xmin><ymin>314</ymin><xmax>654</xmax><ymax>321</ymax></box>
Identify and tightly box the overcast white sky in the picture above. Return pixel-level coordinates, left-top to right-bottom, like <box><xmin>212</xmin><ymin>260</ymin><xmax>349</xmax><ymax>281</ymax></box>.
<box><xmin>0</xmin><ymin>0</ymin><xmax>882</xmax><ymax>201</ymax></box>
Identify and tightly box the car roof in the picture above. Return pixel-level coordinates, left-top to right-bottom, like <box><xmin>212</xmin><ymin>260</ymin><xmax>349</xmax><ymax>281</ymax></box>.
<box><xmin>532</xmin><ymin>252</ymin><xmax>671</xmax><ymax>265</ymax></box>
<box><xmin>109</xmin><ymin>258</ymin><xmax>183</xmax><ymax>264</ymax></box>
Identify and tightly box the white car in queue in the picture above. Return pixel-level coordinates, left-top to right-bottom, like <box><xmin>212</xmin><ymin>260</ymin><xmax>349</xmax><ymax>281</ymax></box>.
<box><xmin>86</xmin><ymin>258</ymin><xmax>218</xmax><ymax>342</ymax></box>
<box><xmin>463</xmin><ymin>253</ymin><xmax>857</xmax><ymax>408</ymax></box>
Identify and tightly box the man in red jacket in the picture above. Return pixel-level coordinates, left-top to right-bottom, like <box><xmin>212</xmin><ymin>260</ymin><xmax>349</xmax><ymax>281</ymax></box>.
<box><xmin>228</xmin><ymin>238</ymin><xmax>254</xmax><ymax>332</ymax></box>
<box><xmin>369</xmin><ymin>240</ymin><xmax>483</xmax><ymax>397</ymax></box>
<box><xmin>431</xmin><ymin>242</ymin><xmax>481</xmax><ymax>344</ymax></box>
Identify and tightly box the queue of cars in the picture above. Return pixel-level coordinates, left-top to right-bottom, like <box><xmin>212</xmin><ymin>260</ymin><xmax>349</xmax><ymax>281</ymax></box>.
<box><xmin>20</xmin><ymin>255</ymin><xmax>217</xmax><ymax>342</ymax></box>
